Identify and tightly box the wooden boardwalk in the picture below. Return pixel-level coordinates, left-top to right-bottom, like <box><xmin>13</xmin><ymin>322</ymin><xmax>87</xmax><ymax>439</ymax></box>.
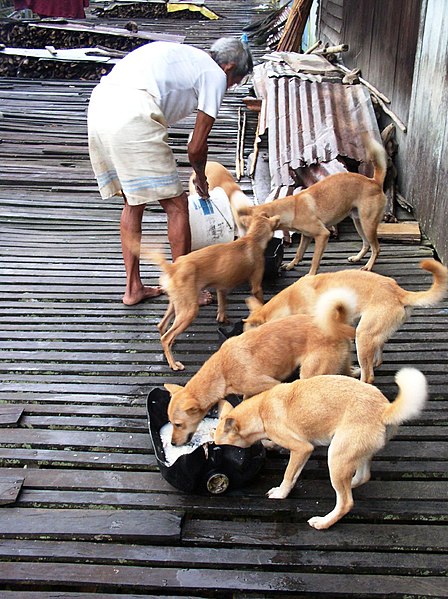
<box><xmin>1</xmin><ymin>2</ymin><xmax>448</xmax><ymax>596</ymax></box>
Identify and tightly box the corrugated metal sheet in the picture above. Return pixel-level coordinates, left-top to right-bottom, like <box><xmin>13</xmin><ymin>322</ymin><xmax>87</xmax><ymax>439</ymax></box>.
<box><xmin>253</xmin><ymin>59</ymin><xmax>381</xmax><ymax>189</ymax></box>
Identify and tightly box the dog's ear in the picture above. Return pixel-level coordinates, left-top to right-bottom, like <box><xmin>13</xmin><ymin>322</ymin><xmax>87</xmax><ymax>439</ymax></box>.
<box><xmin>223</xmin><ymin>417</ymin><xmax>238</xmax><ymax>434</ymax></box>
<box><xmin>164</xmin><ymin>383</ymin><xmax>184</xmax><ymax>396</ymax></box>
<box><xmin>245</xmin><ymin>296</ymin><xmax>263</xmax><ymax>314</ymax></box>
<box><xmin>180</xmin><ymin>395</ymin><xmax>201</xmax><ymax>416</ymax></box>
<box><xmin>269</xmin><ymin>215</ymin><xmax>281</xmax><ymax>229</ymax></box>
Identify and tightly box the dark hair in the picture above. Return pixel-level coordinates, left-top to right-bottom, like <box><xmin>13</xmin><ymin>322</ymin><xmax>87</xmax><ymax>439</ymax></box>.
<box><xmin>210</xmin><ymin>37</ymin><xmax>253</xmax><ymax>77</ymax></box>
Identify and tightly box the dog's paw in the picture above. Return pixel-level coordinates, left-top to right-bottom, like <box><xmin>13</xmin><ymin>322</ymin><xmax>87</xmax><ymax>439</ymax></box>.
<box><xmin>280</xmin><ymin>262</ymin><xmax>295</xmax><ymax>271</ymax></box>
<box><xmin>171</xmin><ymin>361</ymin><xmax>185</xmax><ymax>371</ymax></box>
<box><xmin>266</xmin><ymin>486</ymin><xmax>288</xmax><ymax>499</ymax></box>
<box><xmin>308</xmin><ymin>515</ymin><xmax>331</xmax><ymax>530</ymax></box>
<box><xmin>350</xmin><ymin>366</ymin><xmax>361</xmax><ymax>378</ymax></box>
<box><xmin>347</xmin><ymin>255</ymin><xmax>360</xmax><ymax>263</ymax></box>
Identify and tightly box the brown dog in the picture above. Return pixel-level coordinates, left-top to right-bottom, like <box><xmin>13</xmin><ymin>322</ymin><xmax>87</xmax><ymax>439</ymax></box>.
<box><xmin>142</xmin><ymin>213</ymin><xmax>279</xmax><ymax>370</ymax></box>
<box><xmin>164</xmin><ymin>287</ymin><xmax>357</xmax><ymax>446</ymax></box>
<box><xmin>189</xmin><ymin>161</ymin><xmax>256</xmax><ymax>238</ymax></box>
<box><xmin>238</xmin><ymin>136</ymin><xmax>387</xmax><ymax>275</ymax></box>
<box><xmin>214</xmin><ymin>368</ymin><xmax>427</xmax><ymax>529</ymax></box>
<box><xmin>244</xmin><ymin>259</ymin><xmax>447</xmax><ymax>384</ymax></box>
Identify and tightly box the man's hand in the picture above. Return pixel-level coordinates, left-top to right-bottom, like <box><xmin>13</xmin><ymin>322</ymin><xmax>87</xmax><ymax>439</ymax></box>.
<box><xmin>193</xmin><ymin>173</ymin><xmax>209</xmax><ymax>198</ymax></box>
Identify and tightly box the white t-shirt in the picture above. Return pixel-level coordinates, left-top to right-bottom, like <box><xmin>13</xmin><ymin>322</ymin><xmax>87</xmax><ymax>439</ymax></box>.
<box><xmin>102</xmin><ymin>41</ymin><xmax>227</xmax><ymax>125</ymax></box>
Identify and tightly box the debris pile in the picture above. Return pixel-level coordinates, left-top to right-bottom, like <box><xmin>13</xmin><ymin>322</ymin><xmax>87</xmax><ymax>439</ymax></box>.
<box><xmin>0</xmin><ymin>17</ymin><xmax>184</xmax><ymax>78</ymax></box>
<box><xmin>0</xmin><ymin>19</ymin><xmax>156</xmax><ymax>49</ymax></box>
<box><xmin>92</xmin><ymin>1</ymin><xmax>214</xmax><ymax>20</ymax></box>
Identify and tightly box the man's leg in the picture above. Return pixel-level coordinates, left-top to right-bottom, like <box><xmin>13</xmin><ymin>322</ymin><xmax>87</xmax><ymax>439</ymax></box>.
<box><xmin>159</xmin><ymin>192</ymin><xmax>191</xmax><ymax>260</ymax></box>
<box><xmin>121</xmin><ymin>196</ymin><xmax>163</xmax><ymax>306</ymax></box>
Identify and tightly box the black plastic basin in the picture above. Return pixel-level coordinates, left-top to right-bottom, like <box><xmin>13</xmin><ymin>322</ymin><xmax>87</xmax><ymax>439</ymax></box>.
<box><xmin>147</xmin><ymin>388</ymin><xmax>266</xmax><ymax>495</ymax></box>
<box><xmin>263</xmin><ymin>236</ymin><xmax>284</xmax><ymax>279</ymax></box>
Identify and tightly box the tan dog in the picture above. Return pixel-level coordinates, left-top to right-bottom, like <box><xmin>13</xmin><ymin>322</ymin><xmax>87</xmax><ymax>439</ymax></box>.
<box><xmin>143</xmin><ymin>213</ymin><xmax>279</xmax><ymax>370</ymax></box>
<box><xmin>244</xmin><ymin>259</ymin><xmax>447</xmax><ymax>384</ymax></box>
<box><xmin>238</xmin><ymin>136</ymin><xmax>387</xmax><ymax>274</ymax></box>
<box><xmin>189</xmin><ymin>161</ymin><xmax>256</xmax><ymax>238</ymax></box>
<box><xmin>164</xmin><ymin>287</ymin><xmax>357</xmax><ymax>445</ymax></box>
<box><xmin>214</xmin><ymin>368</ymin><xmax>428</xmax><ymax>529</ymax></box>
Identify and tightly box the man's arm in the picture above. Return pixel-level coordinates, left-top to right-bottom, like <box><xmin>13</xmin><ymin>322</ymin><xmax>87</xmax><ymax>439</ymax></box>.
<box><xmin>188</xmin><ymin>109</ymin><xmax>215</xmax><ymax>198</ymax></box>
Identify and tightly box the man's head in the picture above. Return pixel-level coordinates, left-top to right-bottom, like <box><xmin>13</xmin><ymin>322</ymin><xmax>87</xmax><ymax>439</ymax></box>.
<box><xmin>210</xmin><ymin>37</ymin><xmax>253</xmax><ymax>88</ymax></box>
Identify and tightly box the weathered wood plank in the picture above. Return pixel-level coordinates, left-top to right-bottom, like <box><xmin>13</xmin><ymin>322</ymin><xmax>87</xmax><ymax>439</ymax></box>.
<box><xmin>0</xmin><ymin>429</ymin><xmax>152</xmax><ymax>450</ymax></box>
<box><xmin>183</xmin><ymin>520</ymin><xmax>448</xmax><ymax>550</ymax></box>
<box><xmin>0</xmin><ymin>405</ymin><xmax>24</xmax><ymax>426</ymax></box>
<box><xmin>0</xmin><ymin>448</ymin><xmax>158</xmax><ymax>469</ymax></box>
<box><xmin>0</xmin><ymin>562</ymin><xmax>446</xmax><ymax>596</ymax></box>
<box><xmin>1</xmin><ymin>468</ymin><xmax>446</xmax><ymax>494</ymax></box>
<box><xmin>13</xmin><ymin>491</ymin><xmax>448</xmax><ymax>522</ymax></box>
<box><xmin>0</xmin><ymin>538</ymin><xmax>446</xmax><ymax>575</ymax></box>
<box><xmin>0</xmin><ymin>476</ymin><xmax>24</xmax><ymax>505</ymax></box>
<box><xmin>0</xmin><ymin>508</ymin><xmax>182</xmax><ymax>542</ymax></box>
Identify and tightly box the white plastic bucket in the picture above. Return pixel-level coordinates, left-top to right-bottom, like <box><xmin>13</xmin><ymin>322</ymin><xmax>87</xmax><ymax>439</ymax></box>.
<box><xmin>188</xmin><ymin>187</ymin><xmax>235</xmax><ymax>250</ymax></box>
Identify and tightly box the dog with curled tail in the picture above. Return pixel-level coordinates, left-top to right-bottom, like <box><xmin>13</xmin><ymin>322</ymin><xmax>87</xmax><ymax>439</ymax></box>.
<box><xmin>237</xmin><ymin>135</ymin><xmax>388</xmax><ymax>275</ymax></box>
<box><xmin>214</xmin><ymin>368</ymin><xmax>428</xmax><ymax>529</ymax></box>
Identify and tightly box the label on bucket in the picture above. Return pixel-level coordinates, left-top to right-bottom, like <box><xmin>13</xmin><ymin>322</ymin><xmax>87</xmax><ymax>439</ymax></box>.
<box><xmin>188</xmin><ymin>187</ymin><xmax>235</xmax><ymax>250</ymax></box>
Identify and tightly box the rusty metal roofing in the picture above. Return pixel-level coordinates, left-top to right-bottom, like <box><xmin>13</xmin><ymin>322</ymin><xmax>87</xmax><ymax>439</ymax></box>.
<box><xmin>253</xmin><ymin>59</ymin><xmax>382</xmax><ymax>190</ymax></box>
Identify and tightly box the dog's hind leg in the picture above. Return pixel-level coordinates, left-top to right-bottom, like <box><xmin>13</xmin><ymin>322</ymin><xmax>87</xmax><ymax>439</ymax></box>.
<box><xmin>267</xmin><ymin>440</ymin><xmax>314</xmax><ymax>499</ymax></box>
<box><xmin>158</xmin><ymin>300</ymin><xmax>175</xmax><ymax>335</ymax></box>
<box><xmin>160</xmin><ymin>305</ymin><xmax>199</xmax><ymax>371</ymax></box>
<box><xmin>281</xmin><ymin>234</ymin><xmax>311</xmax><ymax>271</ymax></box>
<box><xmin>351</xmin><ymin>457</ymin><xmax>372</xmax><ymax>488</ymax></box>
<box><xmin>356</xmin><ymin>308</ymin><xmax>406</xmax><ymax>383</ymax></box>
<box><xmin>359</xmin><ymin>219</ymin><xmax>381</xmax><ymax>271</ymax></box>
<box><xmin>308</xmin><ymin>442</ymin><xmax>355</xmax><ymax>529</ymax></box>
<box><xmin>307</xmin><ymin>228</ymin><xmax>331</xmax><ymax>276</ymax></box>
<box><xmin>355</xmin><ymin>331</ymin><xmax>376</xmax><ymax>384</ymax></box>
<box><xmin>348</xmin><ymin>212</ymin><xmax>371</xmax><ymax>264</ymax></box>
<box><xmin>351</xmin><ymin>198</ymin><xmax>385</xmax><ymax>271</ymax></box>
<box><xmin>249</xmin><ymin>270</ymin><xmax>264</xmax><ymax>304</ymax></box>
<box><xmin>216</xmin><ymin>289</ymin><xmax>229</xmax><ymax>323</ymax></box>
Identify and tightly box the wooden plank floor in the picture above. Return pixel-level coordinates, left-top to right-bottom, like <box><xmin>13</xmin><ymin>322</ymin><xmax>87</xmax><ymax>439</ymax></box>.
<box><xmin>0</xmin><ymin>2</ymin><xmax>448</xmax><ymax>597</ymax></box>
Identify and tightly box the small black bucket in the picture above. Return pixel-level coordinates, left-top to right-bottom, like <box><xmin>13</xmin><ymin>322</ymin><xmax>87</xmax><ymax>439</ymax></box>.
<box><xmin>147</xmin><ymin>388</ymin><xmax>265</xmax><ymax>495</ymax></box>
<box><xmin>263</xmin><ymin>236</ymin><xmax>284</xmax><ymax>279</ymax></box>
<box><xmin>217</xmin><ymin>319</ymin><xmax>244</xmax><ymax>345</ymax></box>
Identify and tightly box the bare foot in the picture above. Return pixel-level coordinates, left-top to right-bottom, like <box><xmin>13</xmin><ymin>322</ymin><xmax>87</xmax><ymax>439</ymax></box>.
<box><xmin>123</xmin><ymin>286</ymin><xmax>164</xmax><ymax>306</ymax></box>
<box><xmin>199</xmin><ymin>289</ymin><xmax>214</xmax><ymax>306</ymax></box>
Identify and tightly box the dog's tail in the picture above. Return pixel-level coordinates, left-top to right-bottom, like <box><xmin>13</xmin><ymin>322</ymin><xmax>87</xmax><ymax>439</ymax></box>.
<box><xmin>382</xmin><ymin>368</ymin><xmax>427</xmax><ymax>426</ymax></box>
<box><xmin>401</xmin><ymin>259</ymin><xmax>448</xmax><ymax>308</ymax></box>
<box><xmin>138</xmin><ymin>247</ymin><xmax>174</xmax><ymax>276</ymax></box>
<box><xmin>314</xmin><ymin>287</ymin><xmax>357</xmax><ymax>340</ymax></box>
<box><xmin>237</xmin><ymin>204</ymin><xmax>255</xmax><ymax>217</ymax></box>
<box><xmin>364</xmin><ymin>134</ymin><xmax>387</xmax><ymax>187</ymax></box>
<box><xmin>230</xmin><ymin>190</ymin><xmax>258</xmax><ymax>236</ymax></box>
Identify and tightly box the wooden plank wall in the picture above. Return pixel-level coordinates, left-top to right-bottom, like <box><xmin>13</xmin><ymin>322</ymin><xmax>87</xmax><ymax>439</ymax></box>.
<box><xmin>0</xmin><ymin>1</ymin><xmax>447</xmax><ymax>595</ymax></box>
<box><xmin>404</xmin><ymin>0</ymin><xmax>448</xmax><ymax>265</ymax></box>
<box><xmin>318</xmin><ymin>0</ymin><xmax>448</xmax><ymax>264</ymax></box>
<box><xmin>319</xmin><ymin>0</ymin><xmax>421</xmax><ymax>130</ymax></box>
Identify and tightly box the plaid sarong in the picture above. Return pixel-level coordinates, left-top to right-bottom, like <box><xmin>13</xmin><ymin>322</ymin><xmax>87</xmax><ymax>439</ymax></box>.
<box><xmin>88</xmin><ymin>82</ymin><xmax>183</xmax><ymax>205</ymax></box>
